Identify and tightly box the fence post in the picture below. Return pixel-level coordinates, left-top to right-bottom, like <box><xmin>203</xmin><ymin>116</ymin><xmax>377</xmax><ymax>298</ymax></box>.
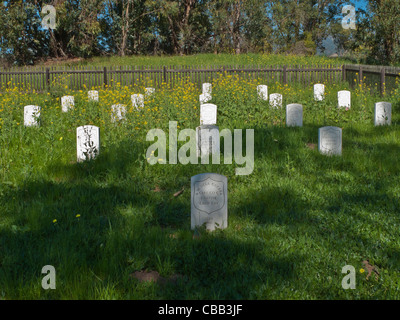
<box><xmin>283</xmin><ymin>65</ymin><xmax>287</xmax><ymax>85</ymax></box>
<box><xmin>342</xmin><ymin>65</ymin><xmax>346</xmax><ymax>82</ymax></box>
<box><xmin>359</xmin><ymin>65</ymin><xmax>363</xmax><ymax>88</ymax></box>
<box><xmin>380</xmin><ymin>67</ymin><xmax>386</xmax><ymax>96</ymax></box>
<box><xmin>163</xmin><ymin>66</ymin><xmax>167</xmax><ymax>83</ymax></box>
<box><xmin>46</xmin><ymin>68</ymin><xmax>50</xmax><ymax>88</ymax></box>
<box><xmin>103</xmin><ymin>67</ymin><xmax>107</xmax><ymax>87</ymax></box>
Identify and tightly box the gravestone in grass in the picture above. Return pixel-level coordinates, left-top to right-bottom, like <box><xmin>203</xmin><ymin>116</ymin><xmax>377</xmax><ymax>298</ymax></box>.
<box><xmin>286</xmin><ymin>104</ymin><xmax>303</xmax><ymax>127</ymax></box>
<box><xmin>24</xmin><ymin>105</ymin><xmax>41</xmax><ymax>127</ymax></box>
<box><xmin>61</xmin><ymin>95</ymin><xmax>74</xmax><ymax>112</ymax></box>
<box><xmin>145</xmin><ymin>87</ymin><xmax>155</xmax><ymax>97</ymax></box>
<box><xmin>88</xmin><ymin>90</ymin><xmax>99</xmax><ymax>102</ymax></box>
<box><xmin>338</xmin><ymin>90</ymin><xmax>351</xmax><ymax>109</ymax></box>
<box><xmin>77</xmin><ymin>125</ymin><xmax>100</xmax><ymax>162</ymax></box>
<box><xmin>374</xmin><ymin>102</ymin><xmax>391</xmax><ymax>126</ymax></box>
<box><xmin>314</xmin><ymin>84</ymin><xmax>325</xmax><ymax>101</ymax></box>
<box><xmin>257</xmin><ymin>85</ymin><xmax>268</xmax><ymax>100</ymax></box>
<box><xmin>111</xmin><ymin>104</ymin><xmax>126</xmax><ymax>122</ymax></box>
<box><xmin>199</xmin><ymin>93</ymin><xmax>212</xmax><ymax>104</ymax></box>
<box><xmin>269</xmin><ymin>93</ymin><xmax>282</xmax><ymax>108</ymax></box>
<box><xmin>200</xmin><ymin>103</ymin><xmax>217</xmax><ymax>125</ymax></box>
<box><xmin>318</xmin><ymin>126</ymin><xmax>342</xmax><ymax>156</ymax></box>
<box><xmin>196</xmin><ymin>125</ymin><xmax>220</xmax><ymax>158</ymax></box>
<box><xmin>191</xmin><ymin>173</ymin><xmax>228</xmax><ymax>231</ymax></box>
<box><xmin>131</xmin><ymin>94</ymin><xmax>144</xmax><ymax>110</ymax></box>
<box><xmin>202</xmin><ymin>83</ymin><xmax>212</xmax><ymax>95</ymax></box>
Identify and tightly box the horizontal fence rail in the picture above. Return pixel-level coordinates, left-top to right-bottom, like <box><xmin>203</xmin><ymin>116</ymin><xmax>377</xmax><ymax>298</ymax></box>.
<box><xmin>0</xmin><ymin>65</ymin><xmax>344</xmax><ymax>92</ymax></box>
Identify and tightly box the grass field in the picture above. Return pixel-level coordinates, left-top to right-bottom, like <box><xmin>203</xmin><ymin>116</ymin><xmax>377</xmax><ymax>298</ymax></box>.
<box><xmin>0</xmin><ymin>69</ymin><xmax>400</xmax><ymax>299</ymax></box>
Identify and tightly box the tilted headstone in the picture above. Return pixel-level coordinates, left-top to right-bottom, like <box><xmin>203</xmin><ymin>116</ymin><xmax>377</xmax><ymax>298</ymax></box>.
<box><xmin>131</xmin><ymin>94</ymin><xmax>144</xmax><ymax>110</ymax></box>
<box><xmin>286</xmin><ymin>104</ymin><xmax>303</xmax><ymax>127</ymax></box>
<box><xmin>191</xmin><ymin>173</ymin><xmax>228</xmax><ymax>231</ymax></box>
<box><xmin>202</xmin><ymin>83</ymin><xmax>212</xmax><ymax>95</ymax></box>
<box><xmin>318</xmin><ymin>126</ymin><xmax>342</xmax><ymax>156</ymax></box>
<box><xmin>269</xmin><ymin>93</ymin><xmax>282</xmax><ymax>108</ymax></box>
<box><xmin>76</xmin><ymin>125</ymin><xmax>100</xmax><ymax>162</ymax></box>
<box><xmin>200</xmin><ymin>103</ymin><xmax>217</xmax><ymax>125</ymax></box>
<box><xmin>24</xmin><ymin>105</ymin><xmax>41</xmax><ymax>127</ymax></box>
<box><xmin>196</xmin><ymin>125</ymin><xmax>220</xmax><ymax>158</ymax></box>
<box><xmin>314</xmin><ymin>84</ymin><xmax>325</xmax><ymax>101</ymax></box>
<box><xmin>257</xmin><ymin>85</ymin><xmax>268</xmax><ymax>100</ymax></box>
<box><xmin>145</xmin><ymin>87</ymin><xmax>155</xmax><ymax>97</ymax></box>
<box><xmin>61</xmin><ymin>95</ymin><xmax>74</xmax><ymax>112</ymax></box>
<box><xmin>88</xmin><ymin>90</ymin><xmax>99</xmax><ymax>102</ymax></box>
<box><xmin>199</xmin><ymin>93</ymin><xmax>212</xmax><ymax>104</ymax></box>
<box><xmin>111</xmin><ymin>104</ymin><xmax>127</xmax><ymax>122</ymax></box>
<box><xmin>374</xmin><ymin>102</ymin><xmax>391</xmax><ymax>126</ymax></box>
<box><xmin>338</xmin><ymin>90</ymin><xmax>351</xmax><ymax>109</ymax></box>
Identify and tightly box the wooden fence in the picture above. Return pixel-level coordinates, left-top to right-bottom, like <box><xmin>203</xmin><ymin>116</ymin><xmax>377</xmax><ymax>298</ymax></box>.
<box><xmin>0</xmin><ymin>65</ymin><xmax>343</xmax><ymax>92</ymax></box>
<box><xmin>343</xmin><ymin>64</ymin><xmax>400</xmax><ymax>95</ymax></box>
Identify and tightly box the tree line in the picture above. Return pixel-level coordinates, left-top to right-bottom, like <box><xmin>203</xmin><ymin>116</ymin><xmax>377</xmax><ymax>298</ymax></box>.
<box><xmin>0</xmin><ymin>0</ymin><xmax>399</xmax><ymax>66</ymax></box>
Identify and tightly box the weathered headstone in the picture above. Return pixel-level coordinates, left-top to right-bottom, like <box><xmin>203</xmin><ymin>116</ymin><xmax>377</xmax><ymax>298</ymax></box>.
<box><xmin>111</xmin><ymin>104</ymin><xmax>126</xmax><ymax>122</ymax></box>
<box><xmin>374</xmin><ymin>102</ymin><xmax>391</xmax><ymax>126</ymax></box>
<box><xmin>286</xmin><ymin>104</ymin><xmax>303</xmax><ymax>127</ymax></box>
<box><xmin>318</xmin><ymin>126</ymin><xmax>342</xmax><ymax>156</ymax></box>
<box><xmin>24</xmin><ymin>105</ymin><xmax>41</xmax><ymax>127</ymax></box>
<box><xmin>76</xmin><ymin>125</ymin><xmax>100</xmax><ymax>162</ymax></box>
<box><xmin>338</xmin><ymin>90</ymin><xmax>351</xmax><ymax>109</ymax></box>
<box><xmin>145</xmin><ymin>87</ymin><xmax>155</xmax><ymax>97</ymax></box>
<box><xmin>61</xmin><ymin>95</ymin><xmax>74</xmax><ymax>112</ymax></box>
<box><xmin>202</xmin><ymin>83</ymin><xmax>212</xmax><ymax>95</ymax></box>
<box><xmin>88</xmin><ymin>90</ymin><xmax>99</xmax><ymax>102</ymax></box>
<box><xmin>199</xmin><ymin>93</ymin><xmax>212</xmax><ymax>104</ymax></box>
<box><xmin>257</xmin><ymin>85</ymin><xmax>268</xmax><ymax>100</ymax></box>
<box><xmin>191</xmin><ymin>173</ymin><xmax>228</xmax><ymax>231</ymax></box>
<box><xmin>200</xmin><ymin>103</ymin><xmax>217</xmax><ymax>125</ymax></box>
<box><xmin>269</xmin><ymin>93</ymin><xmax>282</xmax><ymax>108</ymax></box>
<box><xmin>314</xmin><ymin>84</ymin><xmax>325</xmax><ymax>101</ymax></box>
<box><xmin>131</xmin><ymin>94</ymin><xmax>144</xmax><ymax>110</ymax></box>
<box><xmin>196</xmin><ymin>125</ymin><xmax>220</xmax><ymax>157</ymax></box>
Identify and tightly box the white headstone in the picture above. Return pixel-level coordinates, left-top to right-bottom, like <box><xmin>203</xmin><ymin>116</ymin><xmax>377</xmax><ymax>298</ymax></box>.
<box><xmin>199</xmin><ymin>93</ymin><xmax>212</xmax><ymax>104</ymax></box>
<box><xmin>202</xmin><ymin>83</ymin><xmax>212</xmax><ymax>95</ymax></box>
<box><xmin>61</xmin><ymin>96</ymin><xmax>74</xmax><ymax>112</ymax></box>
<box><xmin>374</xmin><ymin>102</ymin><xmax>391</xmax><ymax>126</ymax></box>
<box><xmin>257</xmin><ymin>85</ymin><xmax>268</xmax><ymax>100</ymax></box>
<box><xmin>145</xmin><ymin>87</ymin><xmax>155</xmax><ymax>97</ymax></box>
<box><xmin>111</xmin><ymin>104</ymin><xmax>127</xmax><ymax>122</ymax></box>
<box><xmin>200</xmin><ymin>103</ymin><xmax>217</xmax><ymax>125</ymax></box>
<box><xmin>314</xmin><ymin>84</ymin><xmax>325</xmax><ymax>101</ymax></box>
<box><xmin>269</xmin><ymin>93</ymin><xmax>282</xmax><ymax>108</ymax></box>
<box><xmin>196</xmin><ymin>125</ymin><xmax>220</xmax><ymax>158</ymax></box>
<box><xmin>76</xmin><ymin>125</ymin><xmax>100</xmax><ymax>162</ymax></box>
<box><xmin>318</xmin><ymin>126</ymin><xmax>342</xmax><ymax>156</ymax></box>
<box><xmin>286</xmin><ymin>104</ymin><xmax>303</xmax><ymax>127</ymax></box>
<box><xmin>88</xmin><ymin>90</ymin><xmax>99</xmax><ymax>102</ymax></box>
<box><xmin>338</xmin><ymin>90</ymin><xmax>351</xmax><ymax>109</ymax></box>
<box><xmin>24</xmin><ymin>105</ymin><xmax>41</xmax><ymax>127</ymax></box>
<box><xmin>131</xmin><ymin>94</ymin><xmax>144</xmax><ymax>110</ymax></box>
<box><xmin>191</xmin><ymin>173</ymin><xmax>228</xmax><ymax>231</ymax></box>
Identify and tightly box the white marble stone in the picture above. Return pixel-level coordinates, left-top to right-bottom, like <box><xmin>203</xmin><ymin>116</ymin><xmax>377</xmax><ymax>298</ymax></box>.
<box><xmin>196</xmin><ymin>125</ymin><xmax>220</xmax><ymax>158</ymax></box>
<box><xmin>286</xmin><ymin>104</ymin><xmax>303</xmax><ymax>127</ymax></box>
<box><xmin>76</xmin><ymin>125</ymin><xmax>100</xmax><ymax>162</ymax></box>
<box><xmin>24</xmin><ymin>105</ymin><xmax>41</xmax><ymax>127</ymax></box>
<box><xmin>145</xmin><ymin>87</ymin><xmax>155</xmax><ymax>97</ymax></box>
<box><xmin>318</xmin><ymin>126</ymin><xmax>342</xmax><ymax>156</ymax></box>
<box><xmin>374</xmin><ymin>102</ymin><xmax>391</xmax><ymax>126</ymax></box>
<box><xmin>338</xmin><ymin>90</ymin><xmax>351</xmax><ymax>109</ymax></box>
<box><xmin>111</xmin><ymin>104</ymin><xmax>127</xmax><ymax>122</ymax></box>
<box><xmin>257</xmin><ymin>85</ymin><xmax>268</xmax><ymax>100</ymax></box>
<box><xmin>88</xmin><ymin>90</ymin><xmax>99</xmax><ymax>102</ymax></box>
<box><xmin>269</xmin><ymin>93</ymin><xmax>282</xmax><ymax>108</ymax></box>
<box><xmin>191</xmin><ymin>173</ymin><xmax>228</xmax><ymax>231</ymax></box>
<box><xmin>131</xmin><ymin>94</ymin><xmax>144</xmax><ymax>110</ymax></box>
<box><xmin>200</xmin><ymin>103</ymin><xmax>217</xmax><ymax>125</ymax></box>
<box><xmin>199</xmin><ymin>93</ymin><xmax>212</xmax><ymax>104</ymax></box>
<box><xmin>61</xmin><ymin>95</ymin><xmax>74</xmax><ymax>112</ymax></box>
<box><xmin>202</xmin><ymin>83</ymin><xmax>212</xmax><ymax>95</ymax></box>
<box><xmin>314</xmin><ymin>84</ymin><xmax>325</xmax><ymax>101</ymax></box>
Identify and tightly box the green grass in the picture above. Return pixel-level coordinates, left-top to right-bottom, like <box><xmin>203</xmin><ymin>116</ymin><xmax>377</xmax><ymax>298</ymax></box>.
<box><xmin>0</xmin><ymin>75</ymin><xmax>399</xmax><ymax>299</ymax></box>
